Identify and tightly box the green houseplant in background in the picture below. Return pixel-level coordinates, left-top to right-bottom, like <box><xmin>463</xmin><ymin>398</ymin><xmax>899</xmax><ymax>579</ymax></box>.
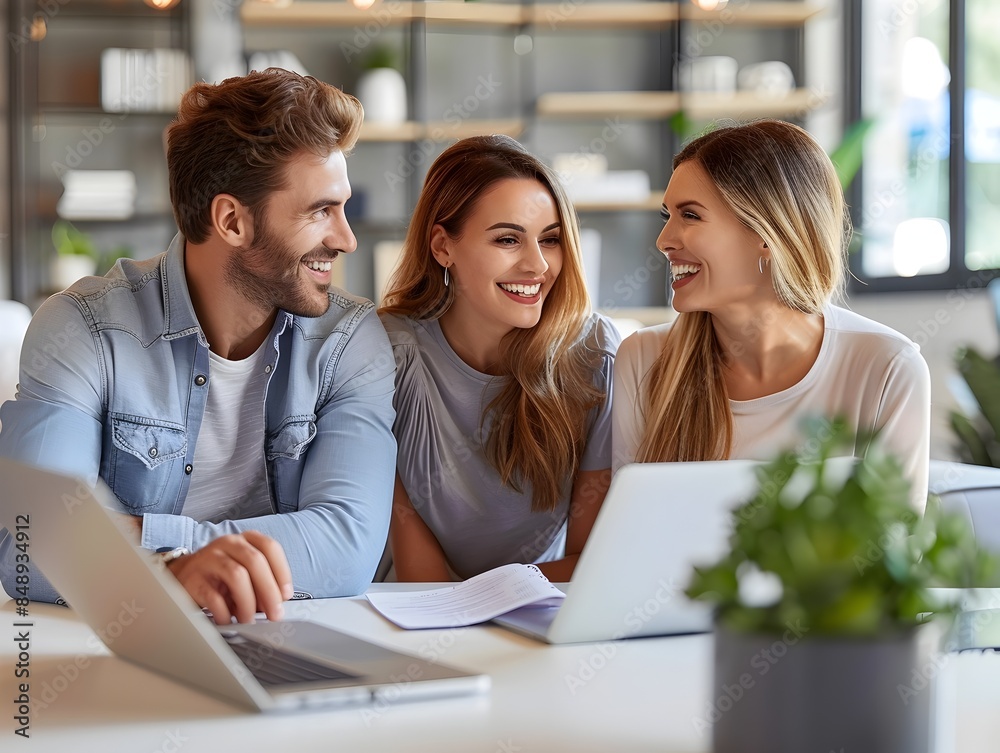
<box><xmin>50</xmin><ymin>220</ymin><xmax>130</xmax><ymax>291</ymax></box>
<box><xmin>687</xmin><ymin>416</ymin><xmax>994</xmax><ymax>753</ymax></box>
<box><xmin>950</xmin><ymin>346</ymin><xmax>1000</xmax><ymax>467</ymax></box>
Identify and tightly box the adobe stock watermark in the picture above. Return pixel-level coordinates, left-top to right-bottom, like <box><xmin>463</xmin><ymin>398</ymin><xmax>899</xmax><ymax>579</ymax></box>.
<box><xmin>905</xmin><ymin>266</ymin><xmax>998</xmax><ymax>352</ymax></box>
<box><xmin>8</xmin><ymin>0</ymin><xmax>70</xmax><ymax>53</ymax></box>
<box><xmin>564</xmin><ymin>577</ymin><xmax>683</xmax><ymax>694</ymax></box>
<box><xmin>383</xmin><ymin>75</ymin><xmax>502</xmax><ymax>191</ymax></box>
<box><xmin>852</xmin><ymin>514</ymin><xmax>919</xmax><ymax>576</ymax></box>
<box><xmin>542</xmin><ymin>0</ymin><xmax>585</xmax><ymax>31</ymax></box>
<box><xmin>876</xmin><ymin>0</ymin><xmax>935</xmax><ymax>40</ymax></box>
<box><xmin>51</xmin><ymin>68</ymin><xmax>170</xmax><ymax>178</ymax></box>
<box><xmin>859</xmin><ymin>129</ymin><xmax>950</xmax><ymax>231</ymax></box>
<box><xmin>151</xmin><ymin>728</ymin><xmax>190</xmax><ymax>753</ymax></box>
<box><xmin>691</xmin><ymin>618</ymin><xmax>808</xmax><ymax>737</ymax></box>
<box><xmin>599</xmin><ymin>246</ymin><xmax>668</xmax><ymax>310</ymax></box>
<box><xmin>339</xmin><ymin>0</ymin><xmax>407</xmax><ymax>63</ymax></box>
<box><xmin>360</xmin><ymin>618</ymin><xmax>471</xmax><ymax>726</ymax></box>
<box><xmin>676</xmin><ymin>0</ymin><xmax>750</xmax><ymax>68</ymax></box>
<box><xmin>28</xmin><ymin>600</ymin><xmax>146</xmax><ymax>716</ymax></box>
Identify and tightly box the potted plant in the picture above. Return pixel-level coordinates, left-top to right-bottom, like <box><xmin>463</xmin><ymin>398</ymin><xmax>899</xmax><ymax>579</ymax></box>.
<box><xmin>51</xmin><ymin>220</ymin><xmax>101</xmax><ymax>290</ymax></box>
<box><xmin>950</xmin><ymin>345</ymin><xmax>1000</xmax><ymax>467</ymax></box>
<box><xmin>355</xmin><ymin>44</ymin><xmax>407</xmax><ymax>125</ymax></box>
<box><xmin>51</xmin><ymin>221</ymin><xmax>130</xmax><ymax>291</ymax></box>
<box><xmin>686</xmin><ymin>416</ymin><xmax>994</xmax><ymax>753</ymax></box>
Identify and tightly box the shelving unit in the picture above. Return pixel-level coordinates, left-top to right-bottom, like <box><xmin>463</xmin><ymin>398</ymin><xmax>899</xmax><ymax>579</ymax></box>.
<box><xmin>239</xmin><ymin>0</ymin><xmax>828</xmax><ymax>309</ymax></box>
<box><xmin>8</xmin><ymin>0</ymin><xmax>191</xmax><ymax>303</ymax></box>
<box><xmin>241</xmin><ymin>1</ymin><xmax>824</xmax><ymax>28</ymax></box>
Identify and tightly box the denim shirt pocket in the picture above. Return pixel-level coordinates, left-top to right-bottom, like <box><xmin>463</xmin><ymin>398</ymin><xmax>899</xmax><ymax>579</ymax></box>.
<box><xmin>108</xmin><ymin>414</ymin><xmax>188</xmax><ymax>513</ymax></box>
<box><xmin>266</xmin><ymin>417</ymin><xmax>317</xmax><ymax>514</ymax></box>
<box><xmin>266</xmin><ymin>416</ymin><xmax>317</xmax><ymax>460</ymax></box>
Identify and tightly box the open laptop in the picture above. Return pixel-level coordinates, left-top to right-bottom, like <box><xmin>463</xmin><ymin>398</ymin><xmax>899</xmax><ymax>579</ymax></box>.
<box><xmin>0</xmin><ymin>457</ymin><xmax>488</xmax><ymax>711</ymax></box>
<box><xmin>493</xmin><ymin>459</ymin><xmax>766</xmax><ymax>644</ymax></box>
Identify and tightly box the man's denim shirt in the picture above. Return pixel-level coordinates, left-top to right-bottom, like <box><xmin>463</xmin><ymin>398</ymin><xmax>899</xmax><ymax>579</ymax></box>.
<box><xmin>0</xmin><ymin>235</ymin><xmax>397</xmax><ymax>602</ymax></box>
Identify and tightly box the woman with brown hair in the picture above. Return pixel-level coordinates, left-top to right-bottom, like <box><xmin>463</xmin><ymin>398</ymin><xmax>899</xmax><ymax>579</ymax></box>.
<box><xmin>379</xmin><ymin>134</ymin><xmax>620</xmax><ymax>581</ymax></box>
<box><xmin>613</xmin><ymin>120</ymin><xmax>931</xmax><ymax>510</ymax></box>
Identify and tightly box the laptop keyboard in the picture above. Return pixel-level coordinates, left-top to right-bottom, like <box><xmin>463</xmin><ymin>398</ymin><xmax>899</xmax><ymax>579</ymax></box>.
<box><xmin>223</xmin><ymin>634</ymin><xmax>358</xmax><ymax>687</ymax></box>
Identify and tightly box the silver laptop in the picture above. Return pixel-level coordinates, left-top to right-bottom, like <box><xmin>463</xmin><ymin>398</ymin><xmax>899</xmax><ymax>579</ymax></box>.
<box><xmin>492</xmin><ymin>459</ymin><xmax>764</xmax><ymax>644</ymax></box>
<box><xmin>0</xmin><ymin>457</ymin><xmax>488</xmax><ymax>711</ymax></box>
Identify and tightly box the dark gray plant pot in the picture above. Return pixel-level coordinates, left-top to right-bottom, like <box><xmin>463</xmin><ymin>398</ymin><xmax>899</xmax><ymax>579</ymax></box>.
<box><xmin>709</xmin><ymin>624</ymin><xmax>934</xmax><ymax>753</ymax></box>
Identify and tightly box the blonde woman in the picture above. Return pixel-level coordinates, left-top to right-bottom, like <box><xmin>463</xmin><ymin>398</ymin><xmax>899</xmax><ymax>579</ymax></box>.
<box><xmin>379</xmin><ymin>135</ymin><xmax>620</xmax><ymax>581</ymax></box>
<box><xmin>613</xmin><ymin>120</ymin><xmax>931</xmax><ymax>510</ymax></box>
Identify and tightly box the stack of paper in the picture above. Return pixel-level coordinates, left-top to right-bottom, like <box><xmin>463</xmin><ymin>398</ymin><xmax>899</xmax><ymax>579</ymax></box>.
<box><xmin>101</xmin><ymin>48</ymin><xmax>193</xmax><ymax>113</ymax></box>
<box><xmin>366</xmin><ymin>564</ymin><xmax>566</xmax><ymax>629</ymax></box>
<box><xmin>56</xmin><ymin>170</ymin><xmax>137</xmax><ymax>220</ymax></box>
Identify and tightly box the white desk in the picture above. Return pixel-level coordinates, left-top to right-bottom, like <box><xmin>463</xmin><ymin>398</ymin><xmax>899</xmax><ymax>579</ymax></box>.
<box><xmin>2</xmin><ymin>586</ymin><xmax>1000</xmax><ymax>753</ymax></box>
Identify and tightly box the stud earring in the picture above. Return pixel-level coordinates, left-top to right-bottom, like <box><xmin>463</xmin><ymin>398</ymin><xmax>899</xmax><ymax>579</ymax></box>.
<box><xmin>443</xmin><ymin>265</ymin><xmax>450</xmax><ymax>287</ymax></box>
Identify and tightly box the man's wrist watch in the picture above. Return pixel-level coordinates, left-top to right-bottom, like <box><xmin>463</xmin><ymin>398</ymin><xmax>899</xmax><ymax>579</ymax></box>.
<box><xmin>157</xmin><ymin>546</ymin><xmax>191</xmax><ymax>565</ymax></box>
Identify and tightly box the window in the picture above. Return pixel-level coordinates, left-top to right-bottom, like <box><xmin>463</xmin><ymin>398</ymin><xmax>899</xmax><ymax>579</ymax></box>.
<box><xmin>849</xmin><ymin>0</ymin><xmax>1000</xmax><ymax>292</ymax></box>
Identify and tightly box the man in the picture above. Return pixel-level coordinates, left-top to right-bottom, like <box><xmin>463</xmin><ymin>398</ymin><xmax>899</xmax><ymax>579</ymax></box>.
<box><xmin>0</xmin><ymin>69</ymin><xmax>396</xmax><ymax>623</ymax></box>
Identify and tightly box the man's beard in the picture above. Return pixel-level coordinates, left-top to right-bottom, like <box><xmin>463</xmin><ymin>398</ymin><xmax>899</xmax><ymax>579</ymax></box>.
<box><xmin>224</xmin><ymin>214</ymin><xmax>333</xmax><ymax>319</ymax></box>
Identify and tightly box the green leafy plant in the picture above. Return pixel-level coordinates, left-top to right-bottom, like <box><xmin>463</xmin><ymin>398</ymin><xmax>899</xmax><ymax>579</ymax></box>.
<box><xmin>51</xmin><ymin>220</ymin><xmax>131</xmax><ymax>274</ymax></box>
<box><xmin>51</xmin><ymin>220</ymin><xmax>99</xmax><ymax>260</ymax></box>
<box><xmin>829</xmin><ymin>117</ymin><xmax>876</xmax><ymax>191</ymax></box>
<box><xmin>950</xmin><ymin>346</ymin><xmax>1000</xmax><ymax>467</ymax></box>
<box><xmin>687</xmin><ymin>416</ymin><xmax>995</xmax><ymax>636</ymax></box>
<box><xmin>361</xmin><ymin>44</ymin><xmax>401</xmax><ymax>72</ymax></box>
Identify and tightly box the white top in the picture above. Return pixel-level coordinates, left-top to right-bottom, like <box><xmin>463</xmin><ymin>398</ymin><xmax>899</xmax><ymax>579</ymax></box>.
<box><xmin>612</xmin><ymin>305</ymin><xmax>931</xmax><ymax>510</ymax></box>
<box><xmin>181</xmin><ymin>343</ymin><xmax>273</xmax><ymax>523</ymax></box>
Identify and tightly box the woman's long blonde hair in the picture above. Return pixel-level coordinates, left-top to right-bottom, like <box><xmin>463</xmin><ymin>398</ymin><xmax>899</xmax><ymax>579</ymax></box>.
<box><xmin>636</xmin><ymin>120</ymin><xmax>850</xmax><ymax>463</ymax></box>
<box><xmin>380</xmin><ymin>135</ymin><xmax>603</xmax><ymax>512</ymax></box>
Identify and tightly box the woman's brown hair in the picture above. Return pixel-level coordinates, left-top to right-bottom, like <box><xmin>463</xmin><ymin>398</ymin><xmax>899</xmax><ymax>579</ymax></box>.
<box><xmin>636</xmin><ymin>119</ymin><xmax>850</xmax><ymax>463</ymax></box>
<box><xmin>380</xmin><ymin>135</ymin><xmax>603</xmax><ymax>512</ymax></box>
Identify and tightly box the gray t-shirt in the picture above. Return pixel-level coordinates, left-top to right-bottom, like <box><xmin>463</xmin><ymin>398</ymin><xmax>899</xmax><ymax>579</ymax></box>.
<box><xmin>381</xmin><ymin>312</ymin><xmax>620</xmax><ymax>579</ymax></box>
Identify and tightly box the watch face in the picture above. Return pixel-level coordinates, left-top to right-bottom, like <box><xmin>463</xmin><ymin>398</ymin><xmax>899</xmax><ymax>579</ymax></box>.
<box><xmin>160</xmin><ymin>546</ymin><xmax>190</xmax><ymax>564</ymax></box>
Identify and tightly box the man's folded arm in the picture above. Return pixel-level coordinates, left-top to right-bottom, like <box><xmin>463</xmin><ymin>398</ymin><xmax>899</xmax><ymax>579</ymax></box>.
<box><xmin>141</xmin><ymin>314</ymin><xmax>397</xmax><ymax>598</ymax></box>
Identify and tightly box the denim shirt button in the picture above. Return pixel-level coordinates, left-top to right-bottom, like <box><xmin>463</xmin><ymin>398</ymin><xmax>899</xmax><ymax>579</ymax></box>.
<box><xmin>264</xmin><ymin>365</ymin><xmax>272</xmax><ymax>374</ymax></box>
<box><xmin>184</xmin><ymin>464</ymin><xmax>193</xmax><ymax>475</ymax></box>
<box><xmin>148</xmin><ymin>447</ymin><xmax>158</xmax><ymax>458</ymax></box>
<box><xmin>194</xmin><ymin>374</ymin><xmax>207</xmax><ymax>386</ymax></box>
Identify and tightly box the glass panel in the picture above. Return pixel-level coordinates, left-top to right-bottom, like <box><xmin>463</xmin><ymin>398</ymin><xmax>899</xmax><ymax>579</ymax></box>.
<box><xmin>965</xmin><ymin>0</ymin><xmax>1000</xmax><ymax>272</ymax></box>
<box><xmin>861</xmin><ymin>0</ymin><xmax>951</xmax><ymax>279</ymax></box>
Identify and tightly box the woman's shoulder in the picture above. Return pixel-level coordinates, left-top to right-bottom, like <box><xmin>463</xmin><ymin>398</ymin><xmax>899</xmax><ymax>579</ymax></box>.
<box><xmin>376</xmin><ymin>312</ymin><xmax>435</xmax><ymax>372</ymax></box>
<box><xmin>377</xmin><ymin>311</ymin><xmax>431</xmax><ymax>348</ymax></box>
<box><xmin>823</xmin><ymin>305</ymin><xmax>922</xmax><ymax>358</ymax></box>
<box><xmin>618</xmin><ymin>319</ymin><xmax>674</xmax><ymax>360</ymax></box>
<box><xmin>578</xmin><ymin>311</ymin><xmax>623</xmax><ymax>357</ymax></box>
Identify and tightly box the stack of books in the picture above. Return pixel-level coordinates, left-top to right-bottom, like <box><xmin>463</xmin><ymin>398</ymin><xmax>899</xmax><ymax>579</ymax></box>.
<box><xmin>100</xmin><ymin>47</ymin><xmax>193</xmax><ymax>113</ymax></box>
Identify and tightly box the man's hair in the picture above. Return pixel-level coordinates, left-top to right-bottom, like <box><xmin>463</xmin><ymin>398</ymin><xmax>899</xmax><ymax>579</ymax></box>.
<box><xmin>166</xmin><ymin>68</ymin><xmax>364</xmax><ymax>243</ymax></box>
<box><xmin>636</xmin><ymin>119</ymin><xmax>851</xmax><ymax>464</ymax></box>
<box><xmin>380</xmin><ymin>134</ymin><xmax>603</xmax><ymax>513</ymax></box>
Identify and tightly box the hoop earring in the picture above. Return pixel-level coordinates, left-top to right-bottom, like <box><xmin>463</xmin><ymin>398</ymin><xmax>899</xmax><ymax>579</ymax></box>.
<box><xmin>758</xmin><ymin>256</ymin><xmax>770</xmax><ymax>275</ymax></box>
<box><xmin>443</xmin><ymin>266</ymin><xmax>450</xmax><ymax>287</ymax></box>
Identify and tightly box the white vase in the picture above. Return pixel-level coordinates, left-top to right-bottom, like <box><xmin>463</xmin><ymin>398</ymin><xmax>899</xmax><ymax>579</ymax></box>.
<box><xmin>356</xmin><ymin>68</ymin><xmax>407</xmax><ymax>124</ymax></box>
<box><xmin>51</xmin><ymin>255</ymin><xmax>98</xmax><ymax>291</ymax></box>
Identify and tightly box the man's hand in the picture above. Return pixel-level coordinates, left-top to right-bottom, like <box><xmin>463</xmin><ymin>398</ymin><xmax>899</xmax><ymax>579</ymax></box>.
<box><xmin>165</xmin><ymin>531</ymin><xmax>293</xmax><ymax>625</ymax></box>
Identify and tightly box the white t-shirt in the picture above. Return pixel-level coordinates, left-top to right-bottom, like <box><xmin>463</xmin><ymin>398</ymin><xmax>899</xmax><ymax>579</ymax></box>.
<box><xmin>181</xmin><ymin>343</ymin><xmax>273</xmax><ymax>523</ymax></box>
<box><xmin>612</xmin><ymin>305</ymin><xmax>931</xmax><ymax>510</ymax></box>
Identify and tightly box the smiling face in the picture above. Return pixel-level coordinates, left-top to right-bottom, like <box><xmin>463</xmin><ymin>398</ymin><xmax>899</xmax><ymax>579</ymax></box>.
<box><xmin>658</xmin><ymin>160</ymin><xmax>773</xmax><ymax>316</ymax></box>
<box><xmin>433</xmin><ymin>177</ymin><xmax>564</xmax><ymax>344</ymax></box>
<box><xmin>225</xmin><ymin>149</ymin><xmax>356</xmax><ymax>318</ymax></box>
